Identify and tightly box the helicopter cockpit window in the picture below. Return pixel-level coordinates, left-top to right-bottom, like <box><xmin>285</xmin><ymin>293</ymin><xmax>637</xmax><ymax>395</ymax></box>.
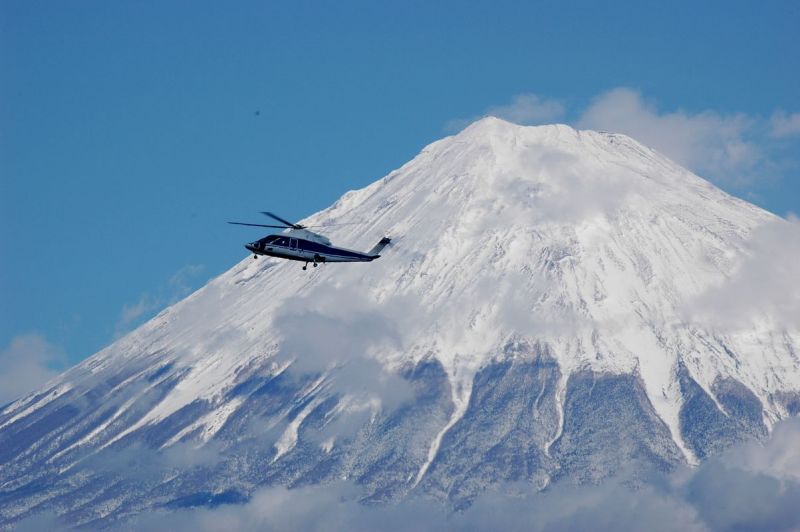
<box><xmin>263</xmin><ymin>235</ymin><xmax>278</xmax><ymax>244</ymax></box>
<box><xmin>274</xmin><ymin>237</ymin><xmax>287</xmax><ymax>246</ymax></box>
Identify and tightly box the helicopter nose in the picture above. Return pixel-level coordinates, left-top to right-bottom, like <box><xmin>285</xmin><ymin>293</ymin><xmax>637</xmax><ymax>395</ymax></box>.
<box><xmin>245</xmin><ymin>243</ymin><xmax>256</xmax><ymax>253</ymax></box>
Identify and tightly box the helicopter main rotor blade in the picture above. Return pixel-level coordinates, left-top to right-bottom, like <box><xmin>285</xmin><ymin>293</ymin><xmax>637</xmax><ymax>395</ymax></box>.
<box><xmin>302</xmin><ymin>222</ymin><xmax>364</xmax><ymax>228</ymax></box>
<box><xmin>228</xmin><ymin>222</ymin><xmax>289</xmax><ymax>229</ymax></box>
<box><xmin>261</xmin><ymin>211</ymin><xmax>304</xmax><ymax>229</ymax></box>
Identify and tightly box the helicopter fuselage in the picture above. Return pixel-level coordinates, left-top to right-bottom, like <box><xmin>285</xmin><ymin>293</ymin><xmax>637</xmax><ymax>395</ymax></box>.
<box><xmin>245</xmin><ymin>231</ymin><xmax>387</xmax><ymax>264</ymax></box>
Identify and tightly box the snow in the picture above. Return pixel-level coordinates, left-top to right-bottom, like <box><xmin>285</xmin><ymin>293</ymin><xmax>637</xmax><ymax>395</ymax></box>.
<box><xmin>273</xmin><ymin>398</ymin><xmax>321</xmax><ymax>462</ymax></box>
<box><xmin>412</xmin><ymin>383</ymin><xmax>471</xmax><ymax>488</ymax></box>
<box><xmin>162</xmin><ymin>397</ymin><xmax>245</xmax><ymax>448</ymax></box>
<box><xmin>49</xmin><ymin>395</ymin><xmax>139</xmax><ymax>462</ymax></box>
<box><xmin>0</xmin><ymin>384</ymin><xmax>73</xmax><ymax>431</ymax></box>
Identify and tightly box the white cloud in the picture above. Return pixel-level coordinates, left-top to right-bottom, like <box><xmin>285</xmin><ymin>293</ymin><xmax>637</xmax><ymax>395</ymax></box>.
<box><xmin>273</xmin><ymin>286</ymin><xmax>414</xmax><ymax>421</ymax></box>
<box><xmin>577</xmin><ymin>88</ymin><xmax>761</xmax><ymax>185</ymax></box>
<box><xmin>770</xmin><ymin>111</ymin><xmax>800</xmax><ymax>138</ymax></box>
<box><xmin>689</xmin><ymin>214</ymin><xmax>800</xmax><ymax>330</ymax></box>
<box><xmin>685</xmin><ymin>418</ymin><xmax>800</xmax><ymax>531</ymax></box>
<box><xmin>724</xmin><ymin>416</ymin><xmax>800</xmax><ymax>482</ymax></box>
<box><xmin>0</xmin><ymin>334</ymin><xmax>66</xmax><ymax>404</ymax></box>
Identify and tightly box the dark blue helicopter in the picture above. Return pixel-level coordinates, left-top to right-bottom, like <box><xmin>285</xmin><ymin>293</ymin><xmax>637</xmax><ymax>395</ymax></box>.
<box><xmin>229</xmin><ymin>212</ymin><xmax>391</xmax><ymax>270</ymax></box>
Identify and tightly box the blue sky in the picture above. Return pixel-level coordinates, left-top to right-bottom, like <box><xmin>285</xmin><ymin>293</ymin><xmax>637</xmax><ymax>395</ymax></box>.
<box><xmin>1</xmin><ymin>0</ymin><xmax>799</xmax><ymax>371</ymax></box>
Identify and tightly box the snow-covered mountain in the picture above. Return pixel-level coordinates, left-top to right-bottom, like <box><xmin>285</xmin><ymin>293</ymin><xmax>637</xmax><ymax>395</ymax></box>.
<box><xmin>2</xmin><ymin>117</ymin><xmax>799</xmax><ymax>528</ymax></box>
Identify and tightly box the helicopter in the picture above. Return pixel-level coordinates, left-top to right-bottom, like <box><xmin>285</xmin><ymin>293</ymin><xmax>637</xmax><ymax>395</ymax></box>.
<box><xmin>228</xmin><ymin>212</ymin><xmax>391</xmax><ymax>270</ymax></box>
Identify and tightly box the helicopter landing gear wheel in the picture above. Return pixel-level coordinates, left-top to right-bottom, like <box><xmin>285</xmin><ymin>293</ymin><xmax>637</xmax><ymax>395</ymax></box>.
<box><xmin>313</xmin><ymin>262</ymin><xmax>318</xmax><ymax>268</ymax></box>
<box><xmin>253</xmin><ymin>255</ymin><xmax>258</xmax><ymax>259</ymax></box>
<box><xmin>303</xmin><ymin>262</ymin><xmax>308</xmax><ymax>270</ymax></box>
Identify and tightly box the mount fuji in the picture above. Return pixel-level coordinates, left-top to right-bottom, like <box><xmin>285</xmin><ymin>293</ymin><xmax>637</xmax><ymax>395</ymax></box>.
<box><xmin>2</xmin><ymin>117</ymin><xmax>799</xmax><ymax>529</ymax></box>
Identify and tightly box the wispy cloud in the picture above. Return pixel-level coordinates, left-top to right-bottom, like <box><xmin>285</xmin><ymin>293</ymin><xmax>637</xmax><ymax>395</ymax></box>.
<box><xmin>168</xmin><ymin>264</ymin><xmax>205</xmax><ymax>295</ymax></box>
<box><xmin>0</xmin><ymin>334</ymin><xmax>66</xmax><ymax>404</ymax></box>
<box><xmin>114</xmin><ymin>264</ymin><xmax>204</xmax><ymax>338</ymax></box>
<box><xmin>445</xmin><ymin>93</ymin><xmax>565</xmax><ymax>132</ymax></box>
<box><xmin>119</xmin><ymin>294</ymin><xmax>160</xmax><ymax>329</ymax></box>
<box><xmin>486</xmin><ymin>93</ymin><xmax>565</xmax><ymax>125</ymax></box>
<box><xmin>770</xmin><ymin>111</ymin><xmax>800</xmax><ymax>138</ymax></box>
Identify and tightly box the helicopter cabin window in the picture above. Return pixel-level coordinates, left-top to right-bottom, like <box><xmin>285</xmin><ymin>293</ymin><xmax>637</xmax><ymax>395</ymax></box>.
<box><xmin>263</xmin><ymin>235</ymin><xmax>279</xmax><ymax>244</ymax></box>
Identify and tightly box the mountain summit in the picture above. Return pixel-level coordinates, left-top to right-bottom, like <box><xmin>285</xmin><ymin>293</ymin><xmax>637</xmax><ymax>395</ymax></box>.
<box><xmin>2</xmin><ymin>117</ymin><xmax>799</xmax><ymax>527</ymax></box>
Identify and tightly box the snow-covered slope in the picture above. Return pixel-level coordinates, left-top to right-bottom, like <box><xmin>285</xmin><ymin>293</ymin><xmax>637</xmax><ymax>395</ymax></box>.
<box><xmin>2</xmin><ymin>117</ymin><xmax>799</xmax><ymax>528</ymax></box>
